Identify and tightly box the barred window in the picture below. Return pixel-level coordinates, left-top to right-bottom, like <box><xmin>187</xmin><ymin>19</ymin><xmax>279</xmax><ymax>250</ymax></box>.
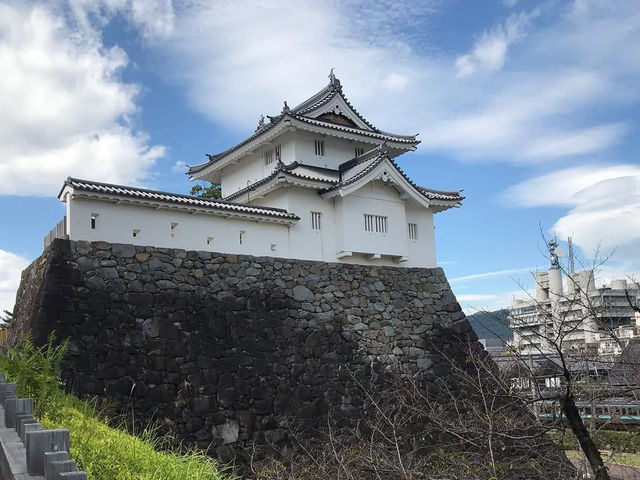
<box><xmin>355</xmin><ymin>147</ymin><xmax>364</xmax><ymax>157</ymax></box>
<box><xmin>364</xmin><ymin>214</ymin><xmax>387</xmax><ymax>233</ymax></box>
<box><xmin>90</xmin><ymin>213</ymin><xmax>98</xmax><ymax>230</ymax></box>
<box><xmin>274</xmin><ymin>144</ymin><xmax>282</xmax><ymax>161</ymax></box>
<box><xmin>264</xmin><ymin>148</ymin><xmax>274</xmax><ymax>165</ymax></box>
<box><xmin>311</xmin><ymin>211</ymin><xmax>322</xmax><ymax>230</ymax></box>
<box><xmin>314</xmin><ymin>139</ymin><xmax>325</xmax><ymax>156</ymax></box>
<box><xmin>408</xmin><ymin>223</ymin><xmax>417</xmax><ymax>240</ymax></box>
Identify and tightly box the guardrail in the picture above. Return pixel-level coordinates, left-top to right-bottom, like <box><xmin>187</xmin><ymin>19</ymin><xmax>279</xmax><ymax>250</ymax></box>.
<box><xmin>43</xmin><ymin>217</ymin><xmax>68</xmax><ymax>251</ymax></box>
<box><xmin>0</xmin><ymin>372</ymin><xmax>87</xmax><ymax>479</ymax></box>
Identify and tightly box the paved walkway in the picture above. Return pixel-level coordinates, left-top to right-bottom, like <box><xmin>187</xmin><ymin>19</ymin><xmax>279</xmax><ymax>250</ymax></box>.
<box><xmin>571</xmin><ymin>457</ymin><xmax>640</xmax><ymax>480</ymax></box>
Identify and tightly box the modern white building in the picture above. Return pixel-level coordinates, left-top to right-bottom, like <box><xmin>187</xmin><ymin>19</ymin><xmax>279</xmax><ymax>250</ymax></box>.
<box><xmin>509</xmin><ymin>240</ymin><xmax>640</xmax><ymax>356</ymax></box>
<box><xmin>51</xmin><ymin>72</ymin><xmax>463</xmax><ymax>267</ymax></box>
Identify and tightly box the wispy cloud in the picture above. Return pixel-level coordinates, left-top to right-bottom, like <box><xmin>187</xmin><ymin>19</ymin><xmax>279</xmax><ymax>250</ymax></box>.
<box><xmin>455</xmin><ymin>10</ymin><xmax>539</xmax><ymax>77</ymax></box>
<box><xmin>451</xmin><ymin>266</ymin><xmax>538</xmax><ymax>283</ymax></box>
<box><xmin>502</xmin><ymin>164</ymin><xmax>640</xmax><ymax>271</ymax></box>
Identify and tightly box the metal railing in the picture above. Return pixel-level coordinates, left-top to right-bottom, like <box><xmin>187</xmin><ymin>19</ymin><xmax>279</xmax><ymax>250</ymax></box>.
<box><xmin>43</xmin><ymin>216</ymin><xmax>68</xmax><ymax>250</ymax></box>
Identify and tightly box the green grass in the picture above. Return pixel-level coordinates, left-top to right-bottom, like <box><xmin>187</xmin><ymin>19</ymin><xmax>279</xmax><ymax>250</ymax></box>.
<box><xmin>566</xmin><ymin>450</ymin><xmax>640</xmax><ymax>468</ymax></box>
<box><xmin>550</xmin><ymin>428</ymin><xmax>640</xmax><ymax>455</ymax></box>
<box><xmin>0</xmin><ymin>335</ymin><xmax>231</xmax><ymax>480</ymax></box>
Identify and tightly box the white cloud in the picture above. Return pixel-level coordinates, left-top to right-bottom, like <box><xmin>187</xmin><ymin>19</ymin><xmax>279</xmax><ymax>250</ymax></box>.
<box><xmin>171</xmin><ymin>160</ymin><xmax>187</xmax><ymax>174</ymax></box>
<box><xmin>67</xmin><ymin>0</ymin><xmax>175</xmax><ymax>39</ymax></box>
<box><xmin>0</xmin><ymin>3</ymin><xmax>165</xmax><ymax>196</ymax></box>
<box><xmin>0</xmin><ymin>250</ymin><xmax>30</xmax><ymax>316</ymax></box>
<box><xmin>130</xmin><ymin>1</ymin><xmax>640</xmax><ymax>166</ymax></box>
<box><xmin>455</xmin><ymin>10</ymin><xmax>538</xmax><ymax>77</ymax></box>
<box><xmin>503</xmin><ymin>164</ymin><xmax>640</xmax><ymax>208</ymax></box>
<box><xmin>503</xmin><ymin>164</ymin><xmax>640</xmax><ymax>268</ymax></box>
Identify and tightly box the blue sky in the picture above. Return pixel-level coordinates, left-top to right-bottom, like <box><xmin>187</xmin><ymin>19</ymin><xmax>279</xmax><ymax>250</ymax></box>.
<box><xmin>1</xmin><ymin>0</ymin><xmax>639</xmax><ymax>314</ymax></box>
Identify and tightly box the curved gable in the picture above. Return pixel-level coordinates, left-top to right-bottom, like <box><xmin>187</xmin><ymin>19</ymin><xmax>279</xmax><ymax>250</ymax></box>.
<box><xmin>315</xmin><ymin>111</ymin><xmax>359</xmax><ymax>128</ymax></box>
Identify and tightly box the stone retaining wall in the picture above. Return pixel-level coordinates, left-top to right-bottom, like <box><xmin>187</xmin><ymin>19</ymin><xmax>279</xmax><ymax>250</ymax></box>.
<box><xmin>10</xmin><ymin>239</ymin><xmax>476</xmax><ymax>461</ymax></box>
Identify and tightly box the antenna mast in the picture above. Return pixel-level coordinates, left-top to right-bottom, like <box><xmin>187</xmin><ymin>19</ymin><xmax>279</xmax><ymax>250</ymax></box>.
<box><xmin>568</xmin><ymin>236</ymin><xmax>575</xmax><ymax>274</ymax></box>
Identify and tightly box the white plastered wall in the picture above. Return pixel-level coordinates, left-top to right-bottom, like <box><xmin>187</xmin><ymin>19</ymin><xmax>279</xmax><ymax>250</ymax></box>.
<box><xmin>293</xmin><ymin>131</ymin><xmax>375</xmax><ymax>170</ymax></box>
<box><xmin>67</xmin><ymin>197</ymin><xmax>291</xmax><ymax>257</ymax></box>
<box><xmin>405</xmin><ymin>207</ymin><xmax>436</xmax><ymax>267</ymax></box>
<box><xmin>336</xmin><ymin>181</ymin><xmax>407</xmax><ymax>258</ymax></box>
<box><xmin>220</xmin><ymin>133</ymin><xmax>295</xmax><ymax>196</ymax></box>
<box><xmin>246</xmin><ymin>183</ymin><xmax>437</xmax><ymax>267</ymax></box>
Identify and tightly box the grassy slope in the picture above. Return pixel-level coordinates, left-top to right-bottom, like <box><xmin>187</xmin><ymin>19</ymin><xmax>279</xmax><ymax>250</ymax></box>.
<box><xmin>40</xmin><ymin>395</ymin><xmax>229</xmax><ymax>480</ymax></box>
<box><xmin>0</xmin><ymin>336</ymin><xmax>231</xmax><ymax>480</ymax></box>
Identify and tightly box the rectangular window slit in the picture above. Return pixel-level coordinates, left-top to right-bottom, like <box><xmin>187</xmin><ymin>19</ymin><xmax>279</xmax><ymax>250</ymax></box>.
<box><xmin>264</xmin><ymin>149</ymin><xmax>274</xmax><ymax>165</ymax></box>
<box><xmin>314</xmin><ymin>139</ymin><xmax>325</xmax><ymax>156</ymax></box>
<box><xmin>133</xmin><ymin>229</ymin><xmax>140</xmax><ymax>238</ymax></box>
<box><xmin>90</xmin><ymin>213</ymin><xmax>98</xmax><ymax>230</ymax></box>
<box><xmin>355</xmin><ymin>147</ymin><xmax>364</xmax><ymax>157</ymax></box>
<box><xmin>408</xmin><ymin>223</ymin><xmax>417</xmax><ymax>240</ymax></box>
<box><xmin>364</xmin><ymin>214</ymin><xmax>387</xmax><ymax>233</ymax></box>
<box><xmin>311</xmin><ymin>211</ymin><xmax>322</xmax><ymax>230</ymax></box>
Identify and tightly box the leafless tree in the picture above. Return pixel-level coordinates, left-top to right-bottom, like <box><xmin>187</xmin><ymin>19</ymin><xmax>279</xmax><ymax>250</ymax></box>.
<box><xmin>247</xmin><ymin>341</ymin><xmax>574</xmax><ymax>480</ymax></box>
<box><xmin>476</xmin><ymin>238</ymin><xmax>640</xmax><ymax>480</ymax></box>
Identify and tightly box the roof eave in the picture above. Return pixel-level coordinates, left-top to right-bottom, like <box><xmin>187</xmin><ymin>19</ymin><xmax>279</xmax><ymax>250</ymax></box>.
<box><xmin>188</xmin><ymin>116</ymin><xmax>294</xmax><ymax>180</ymax></box>
<box><xmin>71</xmin><ymin>190</ymin><xmax>300</xmax><ymax>225</ymax></box>
<box><xmin>224</xmin><ymin>171</ymin><xmax>336</xmax><ymax>203</ymax></box>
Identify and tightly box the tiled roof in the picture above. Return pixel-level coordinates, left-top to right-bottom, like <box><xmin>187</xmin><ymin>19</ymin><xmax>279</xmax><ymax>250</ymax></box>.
<box><xmin>187</xmin><ymin>115</ymin><xmax>285</xmax><ymax>175</ymax></box>
<box><xmin>62</xmin><ymin>177</ymin><xmax>299</xmax><ymax>220</ymax></box>
<box><xmin>188</xmin><ymin>77</ymin><xmax>418</xmax><ymax>176</ymax></box>
<box><xmin>292</xmin><ymin>81</ymin><xmax>379</xmax><ymax>131</ymax></box>
<box><xmin>291</xmin><ymin>115</ymin><xmax>417</xmax><ymax>142</ymax></box>
<box><xmin>223</xmin><ymin>163</ymin><xmax>338</xmax><ymax>201</ymax></box>
<box><xmin>322</xmin><ymin>147</ymin><xmax>464</xmax><ymax>204</ymax></box>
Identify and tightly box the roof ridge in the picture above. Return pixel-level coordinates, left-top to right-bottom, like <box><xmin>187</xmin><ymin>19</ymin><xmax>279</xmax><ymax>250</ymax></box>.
<box><xmin>64</xmin><ymin>177</ymin><xmax>298</xmax><ymax>217</ymax></box>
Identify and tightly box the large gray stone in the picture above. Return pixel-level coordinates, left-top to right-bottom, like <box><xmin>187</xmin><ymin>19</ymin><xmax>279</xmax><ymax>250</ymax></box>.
<box><xmin>212</xmin><ymin>420</ymin><xmax>239</xmax><ymax>445</ymax></box>
<box><xmin>292</xmin><ymin>285</ymin><xmax>314</xmax><ymax>301</ymax></box>
<box><xmin>111</xmin><ymin>243</ymin><xmax>136</xmax><ymax>258</ymax></box>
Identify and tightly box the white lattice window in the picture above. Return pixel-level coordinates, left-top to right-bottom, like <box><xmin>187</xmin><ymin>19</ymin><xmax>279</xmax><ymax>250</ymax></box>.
<box><xmin>364</xmin><ymin>214</ymin><xmax>387</xmax><ymax>233</ymax></box>
<box><xmin>311</xmin><ymin>211</ymin><xmax>322</xmax><ymax>230</ymax></box>
<box><xmin>275</xmin><ymin>144</ymin><xmax>281</xmax><ymax>161</ymax></box>
<box><xmin>408</xmin><ymin>223</ymin><xmax>417</xmax><ymax>240</ymax></box>
<box><xmin>264</xmin><ymin>149</ymin><xmax>274</xmax><ymax>165</ymax></box>
<box><xmin>314</xmin><ymin>139</ymin><xmax>325</xmax><ymax>156</ymax></box>
<box><xmin>355</xmin><ymin>147</ymin><xmax>364</xmax><ymax>157</ymax></box>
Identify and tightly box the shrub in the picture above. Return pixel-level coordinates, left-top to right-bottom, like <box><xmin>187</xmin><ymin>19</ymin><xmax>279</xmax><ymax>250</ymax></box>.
<box><xmin>0</xmin><ymin>333</ymin><xmax>67</xmax><ymax>416</ymax></box>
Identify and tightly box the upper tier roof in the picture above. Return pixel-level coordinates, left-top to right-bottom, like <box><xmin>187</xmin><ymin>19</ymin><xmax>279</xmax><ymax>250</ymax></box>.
<box><xmin>59</xmin><ymin>177</ymin><xmax>299</xmax><ymax>223</ymax></box>
<box><xmin>223</xmin><ymin>145</ymin><xmax>464</xmax><ymax>212</ymax></box>
<box><xmin>188</xmin><ymin>72</ymin><xmax>419</xmax><ymax>178</ymax></box>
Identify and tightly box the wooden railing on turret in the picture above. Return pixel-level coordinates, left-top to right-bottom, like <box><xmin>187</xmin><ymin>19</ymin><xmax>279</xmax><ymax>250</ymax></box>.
<box><xmin>43</xmin><ymin>216</ymin><xmax>68</xmax><ymax>250</ymax></box>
